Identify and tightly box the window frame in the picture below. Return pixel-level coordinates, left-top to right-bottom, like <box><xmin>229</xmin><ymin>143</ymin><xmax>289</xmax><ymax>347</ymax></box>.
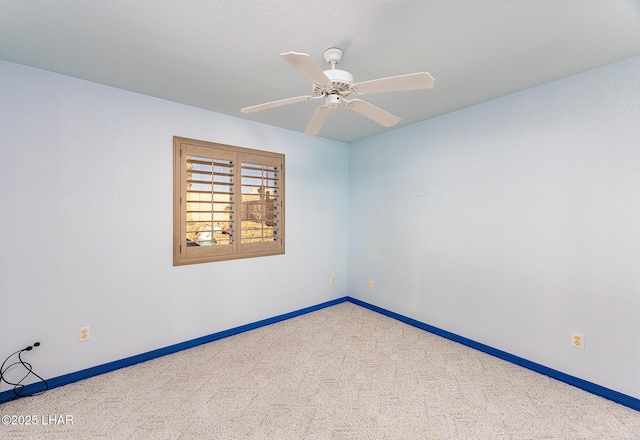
<box><xmin>173</xmin><ymin>136</ymin><xmax>285</xmax><ymax>266</ymax></box>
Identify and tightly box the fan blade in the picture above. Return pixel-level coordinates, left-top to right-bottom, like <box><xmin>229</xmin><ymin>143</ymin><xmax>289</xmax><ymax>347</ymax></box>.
<box><xmin>241</xmin><ymin>95</ymin><xmax>313</xmax><ymax>113</ymax></box>
<box><xmin>346</xmin><ymin>99</ymin><xmax>400</xmax><ymax>127</ymax></box>
<box><xmin>353</xmin><ymin>72</ymin><xmax>435</xmax><ymax>95</ymax></box>
<box><xmin>304</xmin><ymin>105</ymin><xmax>331</xmax><ymax>136</ymax></box>
<box><xmin>281</xmin><ymin>52</ymin><xmax>332</xmax><ymax>86</ymax></box>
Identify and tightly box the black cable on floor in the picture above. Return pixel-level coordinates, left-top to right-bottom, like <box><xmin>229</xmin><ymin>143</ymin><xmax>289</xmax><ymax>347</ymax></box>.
<box><xmin>0</xmin><ymin>342</ymin><xmax>48</xmax><ymax>404</ymax></box>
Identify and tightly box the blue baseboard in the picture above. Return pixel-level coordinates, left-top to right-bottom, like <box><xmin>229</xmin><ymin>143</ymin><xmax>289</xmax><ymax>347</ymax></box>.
<box><xmin>2</xmin><ymin>295</ymin><xmax>638</xmax><ymax>412</ymax></box>
<box><xmin>0</xmin><ymin>296</ymin><xmax>348</xmax><ymax>404</ymax></box>
<box><xmin>346</xmin><ymin>296</ymin><xmax>640</xmax><ymax>412</ymax></box>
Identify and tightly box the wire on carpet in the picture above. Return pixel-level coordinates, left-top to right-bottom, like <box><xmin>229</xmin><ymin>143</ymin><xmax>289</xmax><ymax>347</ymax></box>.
<box><xmin>0</xmin><ymin>342</ymin><xmax>48</xmax><ymax>403</ymax></box>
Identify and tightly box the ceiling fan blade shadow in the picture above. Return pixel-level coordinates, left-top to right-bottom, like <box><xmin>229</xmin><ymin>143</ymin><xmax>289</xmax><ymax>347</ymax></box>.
<box><xmin>346</xmin><ymin>99</ymin><xmax>400</xmax><ymax>127</ymax></box>
<box><xmin>353</xmin><ymin>72</ymin><xmax>434</xmax><ymax>95</ymax></box>
<box><xmin>281</xmin><ymin>52</ymin><xmax>332</xmax><ymax>86</ymax></box>
<box><xmin>304</xmin><ymin>105</ymin><xmax>331</xmax><ymax>136</ymax></box>
<box><xmin>241</xmin><ymin>95</ymin><xmax>313</xmax><ymax>113</ymax></box>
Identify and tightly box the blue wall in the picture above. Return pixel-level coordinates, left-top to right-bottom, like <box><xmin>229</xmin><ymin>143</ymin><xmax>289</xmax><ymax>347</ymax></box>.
<box><xmin>348</xmin><ymin>55</ymin><xmax>640</xmax><ymax>399</ymax></box>
<box><xmin>0</xmin><ymin>60</ymin><xmax>349</xmax><ymax>383</ymax></box>
<box><xmin>2</xmin><ymin>54</ymin><xmax>639</xmax><ymax>402</ymax></box>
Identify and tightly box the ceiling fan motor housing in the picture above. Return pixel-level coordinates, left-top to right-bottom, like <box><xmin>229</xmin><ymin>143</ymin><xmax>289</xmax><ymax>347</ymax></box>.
<box><xmin>313</xmin><ymin>69</ymin><xmax>354</xmax><ymax>96</ymax></box>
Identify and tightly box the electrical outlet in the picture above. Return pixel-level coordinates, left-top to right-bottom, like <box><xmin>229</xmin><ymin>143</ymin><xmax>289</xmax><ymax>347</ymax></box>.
<box><xmin>368</xmin><ymin>279</ymin><xmax>374</xmax><ymax>288</ymax></box>
<box><xmin>331</xmin><ymin>276</ymin><xmax>335</xmax><ymax>285</ymax></box>
<box><xmin>571</xmin><ymin>332</ymin><xmax>584</xmax><ymax>350</ymax></box>
<box><xmin>79</xmin><ymin>326</ymin><xmax>91</xmax><ymax>342</ymax></box>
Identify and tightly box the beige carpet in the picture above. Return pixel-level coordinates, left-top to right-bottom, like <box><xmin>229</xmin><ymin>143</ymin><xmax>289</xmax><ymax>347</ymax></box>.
<box><xmin>1</xmin><ymin>302</ymin><xmax>639</xmax><ymax>439</ymax></box>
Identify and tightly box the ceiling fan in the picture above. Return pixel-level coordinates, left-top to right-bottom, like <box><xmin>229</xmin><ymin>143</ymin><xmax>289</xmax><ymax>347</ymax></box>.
<box><xmin>241</xmin><ymin>48</ymin><xmax>435</xmax><ymax>136</ymax></box>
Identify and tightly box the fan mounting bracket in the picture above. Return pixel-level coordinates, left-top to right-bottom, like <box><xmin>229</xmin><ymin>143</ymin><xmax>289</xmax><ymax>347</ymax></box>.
<box><xmin>323</xmin><ymin>47</ymin><xmax>344</xmax><ymax>66</ymax></box>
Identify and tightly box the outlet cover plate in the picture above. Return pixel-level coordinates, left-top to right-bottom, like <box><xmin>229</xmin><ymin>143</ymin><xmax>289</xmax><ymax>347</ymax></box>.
<box><xmin>79</xmin><ymin>326</ymin><xmax>91</xmax><ymax>342</ymax></box>
<box><xmin>571</xmin><ymin>332</ymin><xmax>584</xmax><ymax>349</ymax></box>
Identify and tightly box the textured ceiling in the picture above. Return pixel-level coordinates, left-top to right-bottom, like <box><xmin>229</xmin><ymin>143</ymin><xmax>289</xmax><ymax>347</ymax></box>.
<box><xmin>2</xmin><ymin>0</ymin><xmax>640</xmax><ymax>143</ymax></box>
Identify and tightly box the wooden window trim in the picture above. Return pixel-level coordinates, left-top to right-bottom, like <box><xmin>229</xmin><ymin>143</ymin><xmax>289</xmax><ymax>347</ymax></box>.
<box><xmin>173</xmin><ymin>136</ymin><xmax>285</xmax><ymax>266</ymax></box>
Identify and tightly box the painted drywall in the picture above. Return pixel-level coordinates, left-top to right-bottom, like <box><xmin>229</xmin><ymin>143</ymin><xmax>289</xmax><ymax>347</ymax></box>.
<box><xmin>348</xmin><ymin>55</ymin><xmax>640</xmax><ymax>399</ymax></box>
<box><xmin>0</xmin><ymin>60</ymin><xmax>349</xmax><ymax>384</ymax></box>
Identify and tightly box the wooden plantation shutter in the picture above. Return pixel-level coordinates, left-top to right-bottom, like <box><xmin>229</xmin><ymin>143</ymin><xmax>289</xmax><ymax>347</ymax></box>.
<box><xmin>238</xmin><ymin>152</ymin><xmax>283</xmax><ymax>255</ymax></box>
<box><xmin>177</xmin><ymin>143</ymin><xmax>235</xmax><ymax>263</ymax></box>
<box><xmin>173</xmin><ymin>137</ymin><xmax>285</xmax><ymax>265</ymax></box>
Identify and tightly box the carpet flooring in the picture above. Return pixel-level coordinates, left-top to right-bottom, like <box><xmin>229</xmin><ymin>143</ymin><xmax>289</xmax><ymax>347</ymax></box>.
<box><xmin>1</xmin><ymin>302</ymin><xmax>639</xmax><ymax>439</ymax></box>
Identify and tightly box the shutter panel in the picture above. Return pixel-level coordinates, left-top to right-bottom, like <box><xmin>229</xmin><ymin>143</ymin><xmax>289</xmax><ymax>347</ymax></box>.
<box><xmin>238</xmin><ymin>152</ymin><xmax>283</xmax><ymax>254</ymax></box>
<box><xmin>182</xmin><ymin>144</ymin><xmax>235</xmax><ymax>261</ymax></box>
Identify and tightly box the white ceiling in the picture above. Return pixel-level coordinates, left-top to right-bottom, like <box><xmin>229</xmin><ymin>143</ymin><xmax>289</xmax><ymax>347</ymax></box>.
<box><xmin>2</xmin><ymin>0</ymin><xmax>640</xmax><ymax>143</ymax></box>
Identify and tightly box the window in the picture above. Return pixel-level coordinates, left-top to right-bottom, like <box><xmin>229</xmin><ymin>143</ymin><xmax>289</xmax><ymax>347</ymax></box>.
<box><xmin>173</xmin><ymin>137</ymin><xmax>284</xmax><ymax>265</ymax></box>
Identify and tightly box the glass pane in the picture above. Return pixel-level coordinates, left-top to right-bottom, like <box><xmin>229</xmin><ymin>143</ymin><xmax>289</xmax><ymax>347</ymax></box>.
<box><xmin>213</xmin><ymin>184</ymin><xmax>232</xmax><ymax>193</ymax></box>
<box><xmin>187</xmin><ymin>201</ymin><xmax>212</xmax><ymax>211</ymax></box>
<box><xmin>241</xmin><ymin>219</ymin><xmax>275</xmax><ymax>243</ymax></box>
<box><xmin>186</xmin><ymin>192</ymin><xmax>212</xmax><ymax>202</ymax></box>
<box><xmin>188</xmin><ymin>212</ymin><xmax>212</xmax><ymax>222</ymax></box>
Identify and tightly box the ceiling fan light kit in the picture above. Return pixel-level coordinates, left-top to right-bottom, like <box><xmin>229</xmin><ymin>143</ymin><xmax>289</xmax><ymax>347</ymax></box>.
<box><xmin>241</xmin><ymin>47</ymin><xmax>434</xmax><ymax>136</ymax></box>
<box><xmin>325</xmin><ymin>94</ymin><xmax>341</xmax><ymax>109</ymax></box>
